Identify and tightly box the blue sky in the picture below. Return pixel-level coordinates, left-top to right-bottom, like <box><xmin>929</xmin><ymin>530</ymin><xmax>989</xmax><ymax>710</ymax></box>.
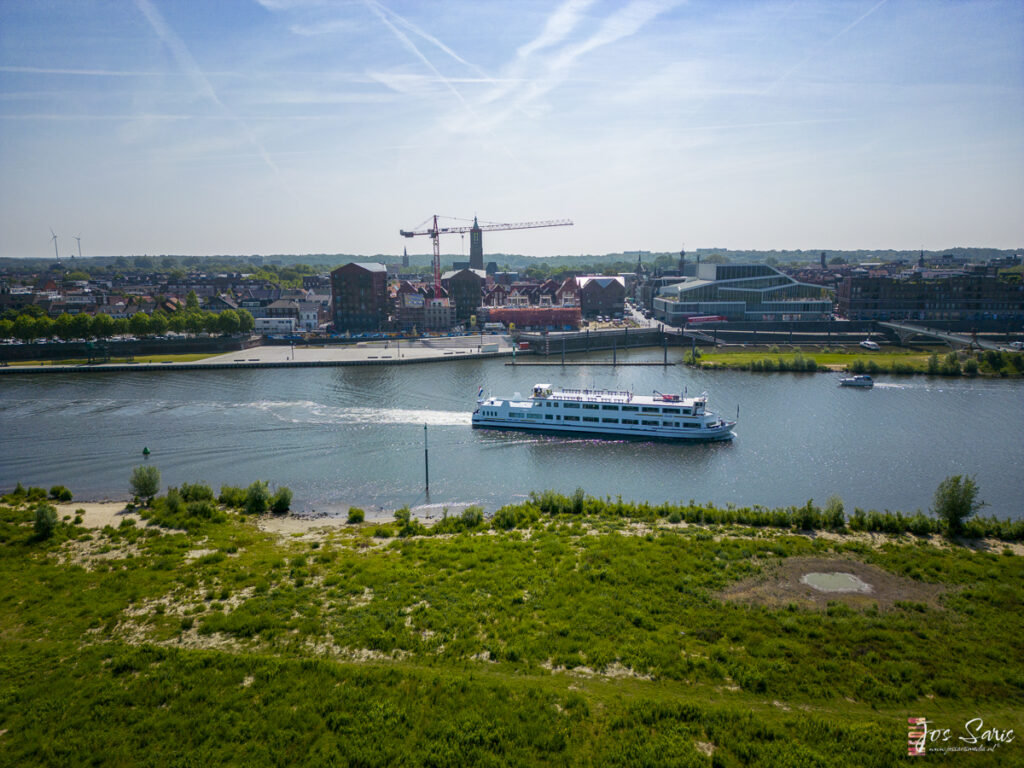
<box><xmin>1</xmin><ymin>0</ymin><xmax>1021</xmax><ymax>260</ymax></box>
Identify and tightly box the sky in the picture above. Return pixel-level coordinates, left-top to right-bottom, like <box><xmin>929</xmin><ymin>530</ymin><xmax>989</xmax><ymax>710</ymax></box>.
<box><xmin>1</xmin><ymin>0</ymin><xmax>1022</xmax><ymax>260</ymax></box>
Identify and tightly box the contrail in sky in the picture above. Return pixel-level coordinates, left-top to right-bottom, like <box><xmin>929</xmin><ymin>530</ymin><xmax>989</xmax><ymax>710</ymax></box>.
<box><xmin>764</xmin><ymin>0</ymin><xmax>890</xmax><ymax>94</ymax></box>
<box><xmin>132</xmin><ymin>0</ymin><xmax>292</xmax><ymax>194</ymax></box>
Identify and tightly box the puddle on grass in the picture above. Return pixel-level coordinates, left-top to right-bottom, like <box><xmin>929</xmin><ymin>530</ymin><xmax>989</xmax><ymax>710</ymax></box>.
<box><xmin>800</xmin><ymin>572</ymin><xmax>873</xmax><ymax>593</ymax></box>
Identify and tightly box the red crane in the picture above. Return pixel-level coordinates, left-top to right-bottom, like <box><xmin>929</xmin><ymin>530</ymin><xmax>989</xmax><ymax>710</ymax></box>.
<box><xmin>400</xmin><ymin>215</ymin><xmax>573</xmax><ymax>302</ymax></box>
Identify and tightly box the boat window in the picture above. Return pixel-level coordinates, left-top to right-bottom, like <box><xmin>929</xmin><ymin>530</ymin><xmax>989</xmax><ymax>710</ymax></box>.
<box><xmin>582</xmin><ymin>416</ymin><xmax>599</xmax><ymax>423</ymax></box>
<box><xmin>582</xmin><ymin>404</ymin><xmax>599</xmax><ymax>410</ymax></box>
<box><xmin>641</xmin><ymin>407</ymin><xmax>660</xmax><ymax>413</ymax></box>
<box><xmin>564</xmin><ymin>415</ymin><xmax>579</xmax><ymax>421</ymax></box>
<box><xmin>545</xmin><ymin>414</ymin><xmax>553</xmax><ymax>420</ymax></box>
<box><xmin>563</xmin><ymin>403</ymin><xmax>579</xmax><ymax>409</ymax></box>
<box><xmin>622</xmin><ymin>418</ymin><xmax>638</xmax><ymax>425</ymax></box>
<box><xmin>601</xmin><ymin>405</ymin><xmax>619</xmax><ymax>411</ymax></box>
<box><xmin>601</xmin><ymin>418</ymin><xmax>618</xmax><ymax>423</ymax></box>
<box><xmin>684</xmin><ymin>422</ymin><xmax>699</xmax><ymax>428</ymax></box>
<box><xmin>641</xmin><ymin>419</ymin><xmax>659</xmax><ymax>426</ymax></box>
<box><xmin>663</xmin><ymin>408</ymin><xmax>680</xmax><ymax>414</ymax></box>
<box><xmin>622</xmin><ymin>405</ymin><xmax>639</xmax><ymax>412</ymax></box>
<box><xmin>681</xmin><ymin>408</ymin><xmax>691</xmax><ymax>415</ymax></box>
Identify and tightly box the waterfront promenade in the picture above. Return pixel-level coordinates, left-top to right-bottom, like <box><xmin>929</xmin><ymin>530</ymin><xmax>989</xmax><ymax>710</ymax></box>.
<box><xmin>0</xmin><ymin>336</ymin><xmax>516</xmax><ymax>375</ymax></box>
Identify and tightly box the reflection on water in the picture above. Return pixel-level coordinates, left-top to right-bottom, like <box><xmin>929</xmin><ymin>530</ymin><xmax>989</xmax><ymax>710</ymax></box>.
<box><xmin>1</xmin><ymin>351</ymin><xmax>1022</xmax><ymax>518</ymax></box>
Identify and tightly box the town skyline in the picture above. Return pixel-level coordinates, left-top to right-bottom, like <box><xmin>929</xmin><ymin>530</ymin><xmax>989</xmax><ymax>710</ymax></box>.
<box><xmin>2</xmin><ymin>0</ymin><xmax>1022</xmax><ymax>260</ymax></box>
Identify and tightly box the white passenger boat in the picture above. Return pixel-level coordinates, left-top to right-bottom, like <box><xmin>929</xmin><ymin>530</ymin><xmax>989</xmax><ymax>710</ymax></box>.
<box><xmin>472</xmin><ymin>384</ymin><xmax>736</xmax><ymax>441</ymax></box>
<box><xmin>839</xmin><ymin>374</ymin><xmax>874</xmax><ymax>387</ymax></box>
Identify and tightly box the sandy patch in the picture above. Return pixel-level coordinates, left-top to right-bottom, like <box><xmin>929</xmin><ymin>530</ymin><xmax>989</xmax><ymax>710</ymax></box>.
<box><xmin>54</xmin><ymin>501</ymin><xmax>138</xmax><ymax>530</ymax></box>
<box><xmin>719</xmin><ymin>556</ymin><xmax>947</xmax><ymax>611</ymax></box>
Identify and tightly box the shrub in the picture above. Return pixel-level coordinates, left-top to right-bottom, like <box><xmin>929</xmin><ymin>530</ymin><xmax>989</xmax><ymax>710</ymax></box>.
<box><xmin>130</xmin><ymin>465</ymin><xmax>160</xmax><ymax>503</ymax></box>
<box><xmin>180</xmin><ymin>482</ymin><xmax>214</xmax><ymax>502</ymax></box>
<box><xmin>932</xmin><ymin>475</ymin><xmax>983</xmax><ymax>537</ymax></box>
<box><xmin>218</xmin><ymin>485</ymin><xmax>246</xmax><ymax>508</ymax></box>
<box><xmin>245</xmin><ymin>481</ymin><xmax>270</xmax><ymax>515</ymax></box>
<box><xmin>34</xmin><ymin>503</ymin><xmax>59</xmax><ymax>539</ymax></box>
<box><xmin>460</xmin><ymin>505</ymin><xmax>484</xmax><ymax>529</ymax></box>
<box><xmin>964</xmin><ymin>357</ymin><xmax>979</xmax><ymax>376</ymax></box>
<box><xmin>927</xmin><ymin>352</ymin><xmax>940</xmax><ymax>375</ymax></box>
<box><xmin>270</xmin><ymin>487</ymin><xmax>292</xmax><ymax>515</ymax></box>
<box><xmin>347</xmin><ymin>507</ymin><xmax>365</xmax><ymax>524</ymax></box>
<box><xmin>48</xmin><ymin>485</ymin><xmax>72</xmax><ymax>502</ymax></box>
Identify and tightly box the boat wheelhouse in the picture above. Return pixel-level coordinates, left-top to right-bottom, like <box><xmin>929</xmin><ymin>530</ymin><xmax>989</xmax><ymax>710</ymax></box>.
<box><xmin>472</xmin><ymin>383</ymin><xmax>736</xmax><ymax>441</ymax></box>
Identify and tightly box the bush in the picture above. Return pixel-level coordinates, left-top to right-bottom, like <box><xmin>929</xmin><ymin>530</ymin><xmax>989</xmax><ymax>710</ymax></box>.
<box><xmin>460</xmin><ymin>505</ymin><xmax>485</xmax><ymax>529</ymax></box>
<box><xmin>180</xmin><ymin>482</ymin><xmax>214</xmax><ymax>502</ymax></box>
<box><xmin>347</xmin><ymin>507</ymin><xmax>365</xmax><ymax>524</ymax></box>
<box><xmin>130</xmin><ymin>465</ymin><xmax>161</xmax><ymax>503</ymax></box>
<box><xmin>218</xmin><ymin>485</ymin><xmax>246</xmax><ymax>508</ymax></box>
<box><xmin>270</xmin><ymin>487</ymin><xmax>292</xmax><ymax>515</ymax></box>
<box><xmin>48</xmin><ymin>485</ymin><xmax>72</xmax><ymax>502</ymax></box>
<box><xmin>33</xmin><ymin>503</ymin><xmax>58</xmax><ymax>539</ymax></box>
<box><xmin>245</xmin><ymin>481</ymin><xmax>270</xmax><ymax>515</ymax></box>
<box><xmin>932</xmin><ymin>475</ymin><xmax>983</xmax><ymax>537</ymax></box>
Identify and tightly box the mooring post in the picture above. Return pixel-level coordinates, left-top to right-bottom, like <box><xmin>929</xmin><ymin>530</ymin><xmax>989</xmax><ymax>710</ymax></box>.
<box><xmin>561</xmin><ymin>335</ymin><xmax>565</xmax><ymax>365</ymax></box>
<box><xmin>613</xmin><ymin>339</ymin><xmax>617</xmax><ymax>365</ymax></box>
<box><xmin>663</xmin><ymin>334</ymin><xmax>668</xmax><ymax>366</ymax></box>
<box><xmin>424</xmin><ymin>424</ymin><xmax>429</xmax><ymax>494</ymax></box>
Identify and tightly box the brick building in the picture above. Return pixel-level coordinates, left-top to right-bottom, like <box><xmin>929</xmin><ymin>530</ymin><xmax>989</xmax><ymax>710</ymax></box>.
<box><xmin>330</xmin><ymin>262</ymin><xmax>389</xmax><ymax>331</ymax></box>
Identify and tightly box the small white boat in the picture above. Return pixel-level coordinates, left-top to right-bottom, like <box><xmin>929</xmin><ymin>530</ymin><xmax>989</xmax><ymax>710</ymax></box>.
<box><xmin>840</xmin><ymin>374</ymin><xmax>874</xmax><ymax>387</ymax></box>
<box><xmin>859</xmin><ymin>339</ymin><xmax>880</xmax><ymax>350</ymax></box>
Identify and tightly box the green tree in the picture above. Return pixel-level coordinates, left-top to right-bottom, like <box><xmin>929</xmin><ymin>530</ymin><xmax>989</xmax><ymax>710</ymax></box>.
<box><xmin>130</xmin><ymin>465</ymin><xmax>161</xmax><ymax>503</ymax></box>
<box><xmin>70</xmin><ymin>312</ymin><xmax>92</xmax><ymax>339</ymax></box>
<box><xmin>0</xmin><ymin>318</ymin><xmax>13</xmax><ymax>339</ymax></box>
<box><xmin>237</xmin><ymin>308</ymin><xmax>255</xmax><ymax>333</ymax></box>
<box><xmin>91</xmin><ymin>313</ymin><xmax>115</xmax><ymax>339</ymax></box>
<box><xmin>13</xmin><ymin>314</ymin><xmax>36</xmax><ymax>342</ymax></box>
<box><xmin>270</xmin><ymin>487</ymin><xmax>292</xmax><ymax>515</ymax></box>
<box><xmin>932</xmin><ymin>475</ymin><xmax>983</xmax><ymax>537</ymax></box>
<box><xmin>186</xmin><ymin>290</ymin><xmax>200</xmax><ymax>312</ymax></box>
<box><xmin>34</xmin><ymin>315</ymin><xmax>54</xmax><ymax>340</ymax></box>
<box><xmin>129</xmin><ymin>311</ymin><xmax>150</xmax><ymax>337</ymax></box>
<box><xmin>149</xmin><ymin>311</ymin><xmax>169</xmax><ymax>335</ymax></box>
<box><xmin>54</xmin><ymin>312</ymin><xmax>76</xmax><ymax>341</ymax></box>
<box><xmin>34</xmin><ymin>503</ymin><xmax>59</xmax><ymax>539</ymax></box>
<box><xmin>245</xmin><ymin>481</ymin><xmax>270</xmax><ymax>514</ymax></box>
<box><xmin>217</xmin><ymin>309</ymin><xmax>241</xmax><ymax>335</ymax></box>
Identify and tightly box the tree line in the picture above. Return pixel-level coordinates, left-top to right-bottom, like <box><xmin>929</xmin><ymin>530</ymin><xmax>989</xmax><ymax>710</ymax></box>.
<box><xmin>0</xmin><ymin>304</ymin><xmax>255</xmax><ymax>342</ymax></box>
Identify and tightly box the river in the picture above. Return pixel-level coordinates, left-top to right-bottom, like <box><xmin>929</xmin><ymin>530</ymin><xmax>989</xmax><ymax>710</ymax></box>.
<box><xmin>1</xmin><ymin>349</ymin><xmax>1021</xmax><ymax>520</ymax></box>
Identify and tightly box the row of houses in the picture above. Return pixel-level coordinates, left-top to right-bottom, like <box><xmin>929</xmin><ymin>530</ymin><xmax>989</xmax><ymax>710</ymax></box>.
<box><xmin>330</xmin><ymin>263</ymin><xmax>627</xmax><ymax>332</ymax></box>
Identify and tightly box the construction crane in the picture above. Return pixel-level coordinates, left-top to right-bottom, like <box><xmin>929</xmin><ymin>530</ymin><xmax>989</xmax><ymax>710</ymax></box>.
<box><xmin>400</xmin><ymin>215</ymin><xmax>573</xmax><ymax>302</ymax></box>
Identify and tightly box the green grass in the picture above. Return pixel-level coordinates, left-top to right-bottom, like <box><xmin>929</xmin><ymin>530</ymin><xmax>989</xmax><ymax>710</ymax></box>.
<box><xmin>691</xmin><ymin>345</ymin><xmax>1024</xmax><ymax>377</ymax></box>
<box><xmin>9</xmin><ymin>352</ymin><xmax>217</xmax><ymax>366</ymax></box>
<box><xmin>1</xmin><ymin>493</ymin><xmax>1022</xmax><ymax>766</ymax></box>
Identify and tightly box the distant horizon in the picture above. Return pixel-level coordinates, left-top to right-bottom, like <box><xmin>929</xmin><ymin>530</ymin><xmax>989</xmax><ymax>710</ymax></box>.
<box><xmin>2</xmin><ymin>245</ymin><xmax>1020</xmax><ymax>268</ymax></box>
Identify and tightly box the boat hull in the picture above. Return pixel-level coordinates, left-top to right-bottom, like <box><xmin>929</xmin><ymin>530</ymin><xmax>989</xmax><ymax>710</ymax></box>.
<box><xmin>471</xmin><ymin>417</ymin><xmax>736</xmax><ymax>442</ymax></box>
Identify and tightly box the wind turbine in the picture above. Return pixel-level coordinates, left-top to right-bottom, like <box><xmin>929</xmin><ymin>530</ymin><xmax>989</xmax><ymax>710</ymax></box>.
<box><xmin>49</xmin><ymin>228</ymin><xmax>59</xmax><ymax>260</ymax></box>
<box><xmin>73</xmin><ymin>235</ymin><xmax>81</xmax><ymax>259</ymax></box>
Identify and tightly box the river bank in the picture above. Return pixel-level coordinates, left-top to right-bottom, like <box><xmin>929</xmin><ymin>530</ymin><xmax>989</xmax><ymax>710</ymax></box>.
<box><xmin>5</xmin><ymin>493</ymin><xmax>1023</xmax><ymax>766</ymax></box>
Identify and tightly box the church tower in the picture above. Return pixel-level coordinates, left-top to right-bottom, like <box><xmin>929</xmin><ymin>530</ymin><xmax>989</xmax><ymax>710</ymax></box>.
<box><xmin>469</xmin><ymin>217</ymin><xmax>483</xmax><ymax>270</ymax></box>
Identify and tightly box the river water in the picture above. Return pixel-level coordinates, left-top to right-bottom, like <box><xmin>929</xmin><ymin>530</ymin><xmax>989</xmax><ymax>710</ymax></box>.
<box><xmin>1</xmin><ymin>349</ymin><xmax>1022</xmax><ymax>519</ymax></box>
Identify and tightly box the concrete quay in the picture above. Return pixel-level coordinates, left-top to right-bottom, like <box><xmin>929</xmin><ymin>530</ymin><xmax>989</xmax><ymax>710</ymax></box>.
<box><xmin>0</xmin><ymin>337</ymin><xmax>517</xmax><ymax>375</ymax></box>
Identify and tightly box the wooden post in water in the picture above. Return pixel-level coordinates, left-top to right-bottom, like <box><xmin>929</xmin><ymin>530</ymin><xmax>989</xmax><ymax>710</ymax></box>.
<box><xmin>663</xmin><ymin>334</ymin><xmax>668</xmax><ymax>366</ymax></box>
<box><xmin>613</xmin><ymin>338</ymin><xmax>617</xmax><ymax>365</ymax></box>
<box><xmin>424</xmin><ymin>424</ymin><xmax>429</xmax><ymax>494</ymax></box>
<box><xmin>561</xmin><ymin>336</ymin><xmax>565</xmax><ymax>365</ymax></box>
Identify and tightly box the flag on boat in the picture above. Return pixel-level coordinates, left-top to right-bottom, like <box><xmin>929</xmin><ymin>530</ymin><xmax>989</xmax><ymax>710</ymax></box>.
<box><xmin>477</xmin><ymin>386</ymin><xmax>484</xmax><ymax>397</ymax></box>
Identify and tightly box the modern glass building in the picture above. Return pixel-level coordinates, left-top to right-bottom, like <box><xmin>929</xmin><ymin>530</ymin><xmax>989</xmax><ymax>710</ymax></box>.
<box><xmin>652</xmin><ymin>264</ymin><xmax>833</xmax><ymax>323</ymax></box>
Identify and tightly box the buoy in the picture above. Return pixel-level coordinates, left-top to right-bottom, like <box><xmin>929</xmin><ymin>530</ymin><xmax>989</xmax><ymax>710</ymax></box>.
<box><xmin>142</xmin><ymin>447</ymin><xmax>150</xmax><ymax>456</ymax></box>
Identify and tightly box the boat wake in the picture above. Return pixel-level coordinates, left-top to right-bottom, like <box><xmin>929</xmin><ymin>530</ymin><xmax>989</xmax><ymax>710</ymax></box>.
<box><xmin>245</xmin><ymin>400</ymin><xmax>472</xmax><ymax>426</ymax></box>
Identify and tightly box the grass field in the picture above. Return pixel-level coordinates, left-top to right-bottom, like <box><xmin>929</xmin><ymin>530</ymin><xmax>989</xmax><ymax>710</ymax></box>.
<box><xmin>3</xmin><ymin>486</ymin><xmax>1023</xmax><ymax>766</ymax></box>
<box><xmin>691</xmin><ymin>345</ymin><xmax>1024</xmax><ymax>377</ymax></box>
<box><xmin>8</xmin><ymin>352</ymin><xmax>217</xmax><ymax>366</ymax></box>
